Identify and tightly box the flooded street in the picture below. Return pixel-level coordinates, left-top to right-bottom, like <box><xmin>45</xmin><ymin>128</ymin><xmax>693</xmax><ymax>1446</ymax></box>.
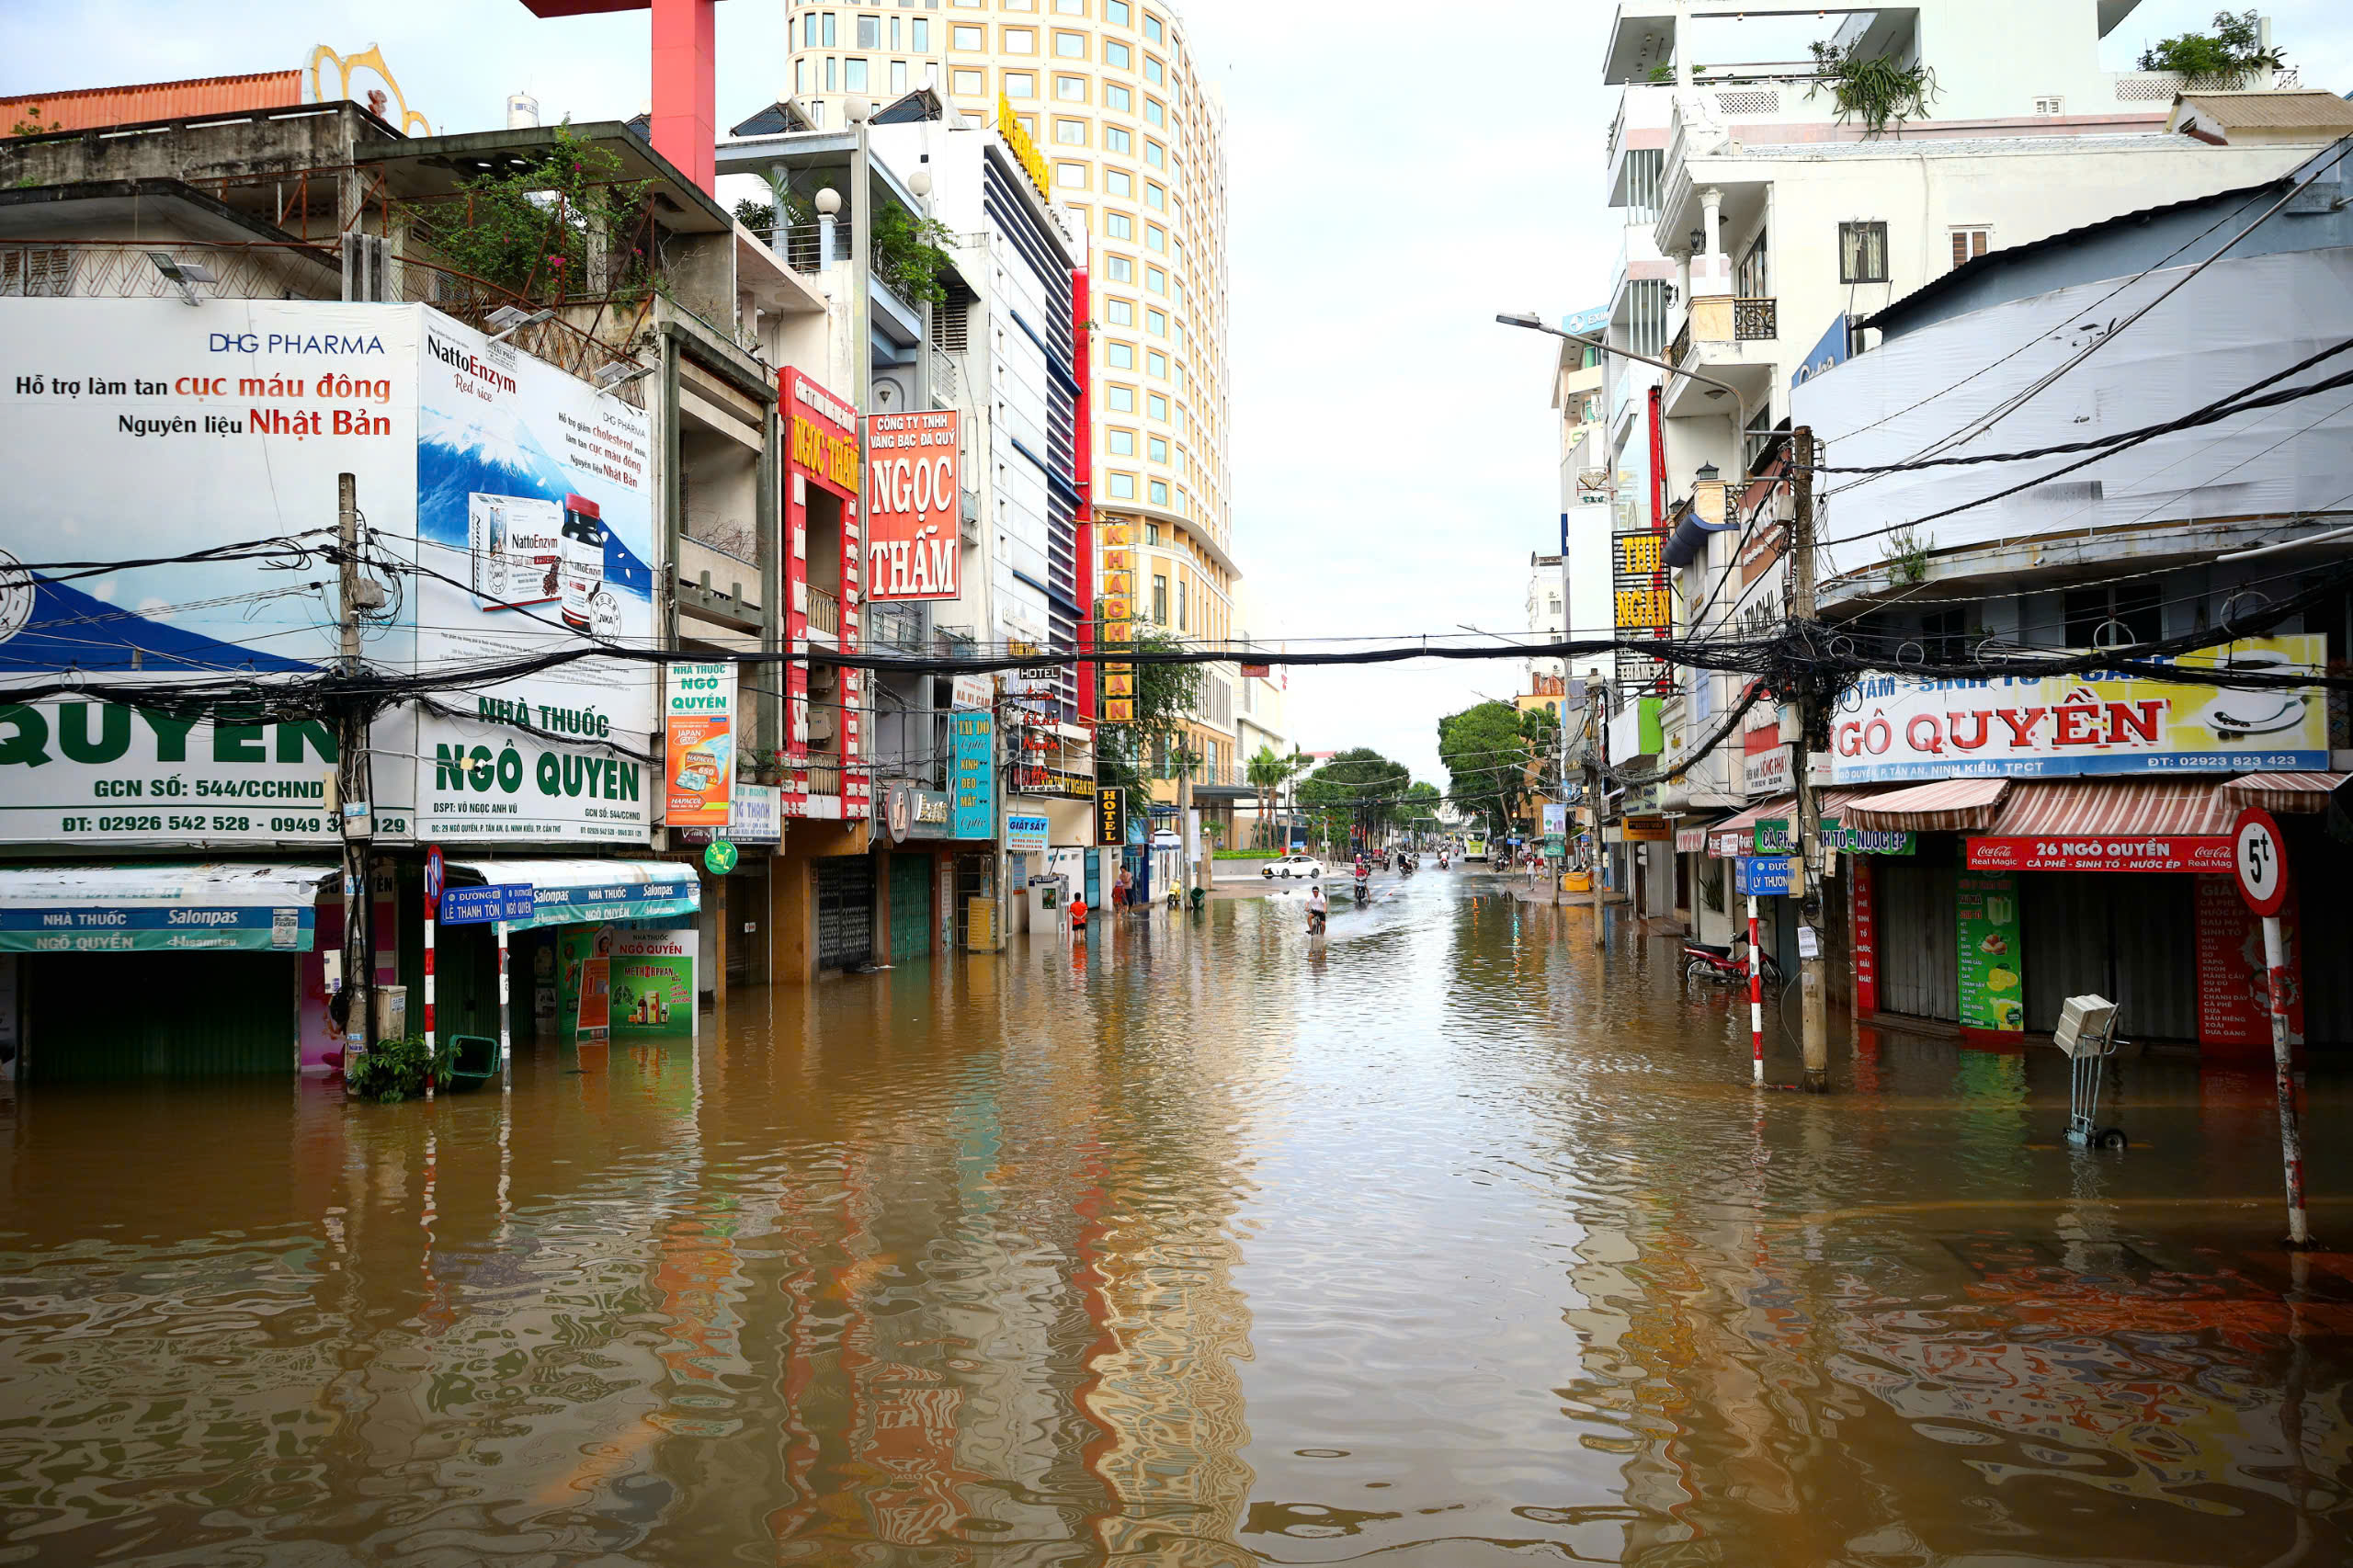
<box><xmin>4</xmin><ymin>869</ymin><xmax>2351</xmax><ymax>1565</ymax></box>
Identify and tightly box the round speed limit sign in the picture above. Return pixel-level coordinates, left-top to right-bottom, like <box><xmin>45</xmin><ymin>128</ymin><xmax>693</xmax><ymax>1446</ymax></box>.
<box><xmin>2231</xmin><ymin>806</ymin><xmax>2289</xmax><ymax>916</ymax></box>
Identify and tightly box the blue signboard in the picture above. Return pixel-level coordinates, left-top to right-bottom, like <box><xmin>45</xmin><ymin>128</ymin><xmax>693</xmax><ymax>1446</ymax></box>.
<box><xmin>951</xmin><ymin>712</ymin><xmax>995</xmax><ymax>840</ymax></box>
<box><xmin>0</xmin><ymin>905</ymin><xmax>313</xmax><ymax>953</ymax></box>
<box><xmin>1790</xmin><ymin>314</ymin><xmax>1854</xmax><ymax>390</ymax></box>
<box><xmin>1733</xmin><ymin>857</ymin><xmax>1801</xmax><ymax>897</ymax></box>
<box><xmin>440</xmin><ymin>884</ymin><xmax>539</xmax><ymax>926</ymax></box>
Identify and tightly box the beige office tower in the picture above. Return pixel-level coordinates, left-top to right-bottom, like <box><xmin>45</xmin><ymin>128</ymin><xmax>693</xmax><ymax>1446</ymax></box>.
<box><xmin>782</xmin><ymin>0</ymin><xmax>1246</xmax><ymax>805</ymax></box>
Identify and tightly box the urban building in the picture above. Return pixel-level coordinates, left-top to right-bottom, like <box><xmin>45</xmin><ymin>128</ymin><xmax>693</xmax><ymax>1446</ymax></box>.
<box><xmin>1524</xmin><ymin>554</ymin><xmax>1565</xmax><ymax>685</ymax></box>
<box><xmin>0</xmin><ymin>88</ymin><xmax>827</xmax><ymax>1071</ymax></box>
<box><xmin>1552</xmin><ymin>306</ymin><xmax>1613</xmax><ymax>671</ymax></box>
<box><xmin>1771</xmin><ymin>146</ymin><xmax>2353</xmax><ymax>1050</ymax></box>
<box><xmin>1585</xmin><ymin>0</ymin><xmax>2341</xmax><ymax>936</ymax></box>
<box><xmin>722</xmin><ymin>91</ymin><xmax>1103</xmax><ymax>949</ymax></box>
<box><xmin>780</xmin><ymin>0</ymin><xmax>1245</xmax><ymax>872</ymax></box>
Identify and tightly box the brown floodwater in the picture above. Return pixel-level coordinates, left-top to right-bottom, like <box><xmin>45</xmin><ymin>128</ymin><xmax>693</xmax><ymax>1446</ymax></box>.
<box><xmin>3</xmin><ymin>871</ymin><xmax>2351</xmax><ymax>1565</ymax></box>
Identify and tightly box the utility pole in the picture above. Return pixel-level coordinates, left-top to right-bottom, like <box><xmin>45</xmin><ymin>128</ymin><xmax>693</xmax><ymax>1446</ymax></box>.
<box><xmin>1584</xmin><ymin>685</ymin><xmax>1606</xmax><ymax>949</ymax></box>
<box><xmin>1789</xmin><ymin>426</ymin><xmax>1830</xmax><ymax>1093</ymax></box>
<box><xmin>335</xmin><ymin>473</ymin><xmax>377</xmax><ymax>1067</ymax></box>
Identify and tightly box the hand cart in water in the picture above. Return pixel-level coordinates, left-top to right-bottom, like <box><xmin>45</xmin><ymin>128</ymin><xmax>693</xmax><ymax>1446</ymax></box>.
<box><xmin>2053</xmin><ymin>994</ymin><xmax>2127</xmax><ymax>1150</ymax></box>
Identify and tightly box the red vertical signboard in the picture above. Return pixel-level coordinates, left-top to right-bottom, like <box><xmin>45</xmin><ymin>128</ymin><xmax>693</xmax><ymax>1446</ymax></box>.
<box><xmin>1851</xmin><ymin>856</ymin><xmax>1878</xmax><ymax>1017</ymax></box>
<box><xmin>1073</xmin><ymin>267</ymin><xmax>1096</xmax><ymax>724</ymax></box>
<box><xmin>2196</xmin><ymin>873</ymin><xmax>2303</xmax><ymax>1049</ymax></box>
<box><xmin>863</xmin><ymin>410</ymin><xmax>961</xmax><ymax>599</ymax></box>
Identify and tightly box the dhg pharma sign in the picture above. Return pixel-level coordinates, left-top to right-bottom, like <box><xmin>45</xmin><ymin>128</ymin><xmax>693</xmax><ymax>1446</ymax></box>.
<box><xmin>0</xmin><ymin>299</ymin><xmax>654</xmax><ymax>846</ymax></box>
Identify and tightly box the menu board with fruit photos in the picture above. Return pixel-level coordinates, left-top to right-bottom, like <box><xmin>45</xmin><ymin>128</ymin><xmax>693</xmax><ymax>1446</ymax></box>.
<box><xmin>1958</xmin><ymin>871</ymin><xmax>2023</xmax><ymax>1034</ymax></box>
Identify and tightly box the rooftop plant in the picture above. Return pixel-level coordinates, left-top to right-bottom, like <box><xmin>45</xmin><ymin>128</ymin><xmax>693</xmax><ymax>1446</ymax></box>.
<box><xmin>2137</xmin><ymin>9</ymin><xmax>2286</xmax><ymax>80</ymax></box>
<box><xmin>1807</xmin><ymin>40</ymin><xmax>1938</xmax><ymax>135</ymax></box>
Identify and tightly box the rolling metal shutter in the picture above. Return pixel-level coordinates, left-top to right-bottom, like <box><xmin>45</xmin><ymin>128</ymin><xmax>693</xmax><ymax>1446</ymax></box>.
<box><xmin>815</xmin><ymin>857</ymin><xmax>874</xmax><ymax>971</ymax></box>
<box><xmin>1879</xmin><ymin>863</ymin><xmax>1959</xmax><ymax>1022</ymax></box>
<box><xmin>2020</xmin><ymin>873</ymin><xmax>2196</xmax><ymax>1042</ymax></box>
<box><xmin>27</xmin><ymin>952</ymin><xmax>296</xmax><ymax>1080</ymax></box>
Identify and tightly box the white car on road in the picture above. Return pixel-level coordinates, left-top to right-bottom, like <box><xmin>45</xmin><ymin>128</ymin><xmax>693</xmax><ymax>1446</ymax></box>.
<box><xmin>1262</xmin><ymin>854</ymin><xmax>1324</xmax><ymax>880</ymax></box>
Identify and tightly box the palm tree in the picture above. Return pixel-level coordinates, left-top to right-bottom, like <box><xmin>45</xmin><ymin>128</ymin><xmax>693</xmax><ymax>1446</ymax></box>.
<box><xmin>1246</xmin><ymin>744</ymin><xmax>1288</xmax><ymax>850</ymax></box>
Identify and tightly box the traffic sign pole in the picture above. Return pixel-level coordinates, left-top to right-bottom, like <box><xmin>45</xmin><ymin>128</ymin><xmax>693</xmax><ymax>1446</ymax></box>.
<box><xmin>1747</xmin><ymin>893</ymin><xmax>1764</xmax><ymax>1085</ymax></box>
<box><xmin>2234</xmin><ymin>807</ymin><xmax>2313</xmax><ymax>1249</ymax></box>
<box><xmin>422</xmin><ymin>846</ymin><xmax>443</xmax><ymax>1092</ymax></box>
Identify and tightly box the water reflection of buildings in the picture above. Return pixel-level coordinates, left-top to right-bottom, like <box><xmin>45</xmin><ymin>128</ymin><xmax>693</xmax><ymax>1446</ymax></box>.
<box><xmin>1562</xmin><ymin>1125</ymin><xmax>2353</xmax><ymax>1563</ymax></box>
<box><xmin>753</xmin><ymin>925</ymin><xmax>1267</xmax><ymax>1561</ymax></box>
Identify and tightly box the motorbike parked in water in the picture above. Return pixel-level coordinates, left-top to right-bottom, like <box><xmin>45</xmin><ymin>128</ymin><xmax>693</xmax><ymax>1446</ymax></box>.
<box><xmin>1684</xmin><ymin>937</ymin><xmax>1780</xmax><ymax>989</ymax></box>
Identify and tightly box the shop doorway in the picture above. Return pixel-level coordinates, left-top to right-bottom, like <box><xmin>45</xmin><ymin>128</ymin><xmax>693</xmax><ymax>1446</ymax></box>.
<box><xmin>2020</xmin><ymin>872</ymin><xmax>2196</xmax><ymax>1040</ymax></box>
<box><xmin>1879</xmin><ymin>861</ymin><xmax>1960</xmax><ymax>1022</ymax></box>
<box><xmin>888</xmin><ymin>854</ymin><xmax>931</xmax><ymax>963</ymax></box>
<box><xmin>815</xmin><ymin>856</ymin><xmax>874</xmax><ymax>971</ymax></box>
<box><xmin>25</xmin><ymin>952</ymin><xmax>297</xmax><ymax>1081</ymax></box>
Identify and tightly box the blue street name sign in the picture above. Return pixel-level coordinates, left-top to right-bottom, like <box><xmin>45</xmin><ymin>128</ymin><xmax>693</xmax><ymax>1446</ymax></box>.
<box><xmin>1733</xmin><ymin>857</ymin><xmax>1800</xmax><ymax>897</ymax></box>
<box><xmin>439</xmin><ymin>884</ymin><xmax>538</xmax><ymax>926</ymax></box>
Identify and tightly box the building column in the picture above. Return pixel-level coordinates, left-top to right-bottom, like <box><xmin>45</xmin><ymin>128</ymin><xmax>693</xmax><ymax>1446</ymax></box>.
<box><xmin>771</xmin><ymin>851</ymin><xmax>816</xmax><ymax>985</ymax></box>
<box><xmin>1700</xmin><ymin>187</ymin><xmax>1723</xmax><ymax>260</ymax></box>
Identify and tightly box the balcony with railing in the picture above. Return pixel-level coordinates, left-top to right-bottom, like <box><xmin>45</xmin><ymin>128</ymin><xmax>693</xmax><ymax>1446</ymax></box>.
<box><xmin>803</xmin><ymin>585</ymin><xmax>841</xmax><ymax>638</ymax></box>
<box><xmin>0</xmin><ymin>236</ymin><xmax>652</xmax><ymax>400</ymax></box>
<box><xmin>867</xmin><ymin>598</ymin><xmax>929</xmax><ymax>654</ymax></box>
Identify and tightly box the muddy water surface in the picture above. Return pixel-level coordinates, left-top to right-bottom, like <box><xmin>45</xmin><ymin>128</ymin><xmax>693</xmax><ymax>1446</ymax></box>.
<box><xmin>3</xmin><ymin>872</ymin><xmax>2350</xmax><ymax>1564</ymax></box>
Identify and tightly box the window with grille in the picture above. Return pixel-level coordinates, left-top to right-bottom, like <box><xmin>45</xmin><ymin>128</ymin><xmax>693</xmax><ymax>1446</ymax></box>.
<box><xmin>1949</xmin><ymin>226</ymin><xmax>1991</xmax><ymax>270</ymax></box>
<box><xmin>930</xmin><ymin>296</ymin><xmax>969</xmax><ymax>352</ymax></box>
<box><xmin>1838</xmin><ymin>221</ymin><xmax>1889</xmax><ymax>284</ymax></box>
<box><xmin>0</xmin><ymin>249</ymin><xmax>74</xmax><ymax>297</ymax></box>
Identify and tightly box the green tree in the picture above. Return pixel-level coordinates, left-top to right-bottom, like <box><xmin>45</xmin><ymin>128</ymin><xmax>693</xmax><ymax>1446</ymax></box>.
<box><xmin>870</xmin><ymin>204</ymin><xmax>959</xmax><ymax>306</ymax></box>
<box><xmin>400</xmin><ymin>125</ymin><xmax>656</xmax><ymax>304</ymax></box>
<box><xmin>1438</xmin><ymin>701</ymin><xmax>1535</xmax><ymax>840</ymax></box>
<box><xmin>1294</xmin><ymin>747</ymin><xmax>1415</xmax><ymax>852</ymax></box>
<box><xmin>1401</xmin><ymin>780</ymin><xmax>1443</xmax><ymax>842</ymax></box>
<box><xmin>1094</xmin><ymin>614</ymin><xmax>1201</xmax><ymax>825</ymax></box>
<box><xmin>2137</xmin><ymin>9</ymin><xmax>2285</xmax><ymax>79</ymax></box>
<box><xmin>1246</xmin><ymin>744</ymin><xmax>1290</xmax><ymax>849</ymax></box>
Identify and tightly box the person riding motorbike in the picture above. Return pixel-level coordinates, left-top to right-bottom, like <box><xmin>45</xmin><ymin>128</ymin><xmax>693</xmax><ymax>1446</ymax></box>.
<box><xmin>1305</xmin><ymin>881</ymin><xmax>1328</xmax><ymax>937</ymax></box>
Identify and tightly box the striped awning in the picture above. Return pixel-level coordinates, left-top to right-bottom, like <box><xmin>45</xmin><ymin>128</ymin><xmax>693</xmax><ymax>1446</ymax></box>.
<box><xmin>1844</xmin><ymin>778</ymin><xmax>2011</xmax><ymax>834</ymax></box>
<box><xmin>1703</xmin><ymin>788</ymin><xmax>1894</xmax><ymax>856</ymax></box>
<box><xmin>2222</xmin><ymin>771</ymin><xmax>2348</xmax><ymax>815</ymax></box>
<box><xmin>1705</xmin><ymin>796</ymin><xmax>1792</xmax><ymax>858</ymax></box>
<box><xmin>1981</xmin><ymin>778</ymin><xmax>2233</xmax><ymax>838</ymax></box>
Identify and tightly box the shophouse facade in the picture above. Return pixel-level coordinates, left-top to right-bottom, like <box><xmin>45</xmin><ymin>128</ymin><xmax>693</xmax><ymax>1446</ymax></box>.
<box><xmin>1586</xmin><ymin>0</ymin><xmax>2340</xmax><ymax>947</ymax></box>
<box><xmin>0</xmin><ymin>91</ymin><xmax>858</xmax><ymax>1071</ymax></box>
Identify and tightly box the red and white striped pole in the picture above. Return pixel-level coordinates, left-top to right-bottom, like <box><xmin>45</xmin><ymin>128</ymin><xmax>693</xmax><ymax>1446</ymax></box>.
<box><xmin>2264</xmin><ymin>913</ymin><xmax>2311</xmax><ymax>1246</ymax></box>
<box><xmin>1747</xmin><ymin>893</ymin><xmax>1764</xmax><ymax>1085</ymax></box>
<box><xmin>422</xmin><ymin>893</ymin><xmax>436</xmax><ymax>1097</ymax></box>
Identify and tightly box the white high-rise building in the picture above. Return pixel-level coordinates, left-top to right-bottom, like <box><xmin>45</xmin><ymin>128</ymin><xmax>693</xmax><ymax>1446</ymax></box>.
<box><xmin>783</xmin><ymin>0</ymin><xmax>1244</xmax><ymax>808</ymax></box>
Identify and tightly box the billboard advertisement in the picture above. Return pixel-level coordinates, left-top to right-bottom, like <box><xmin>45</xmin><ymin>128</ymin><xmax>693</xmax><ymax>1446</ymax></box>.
<box><xmin>1827</xmin><ymin>636</ymin><xmax>2327</xmax><ymax>783</ymax></box>
<box><xmin>663</xmin><ymin>662</ymin><xmax>735</xmax><ymax>828</ymax></box>
<box><xmin>407</xmin><ymin>310</ymin><xmax>655</xmax><ymax>843</ymax></box>
<box><xmin>864</xmin><ymin>409</ymin><xmax>961</xmax><ymax>600</ymax></box>
<box><xmin>0</xmin><ymin>299</ymin><xmax>654</xmax><ymax>847</ymax></box>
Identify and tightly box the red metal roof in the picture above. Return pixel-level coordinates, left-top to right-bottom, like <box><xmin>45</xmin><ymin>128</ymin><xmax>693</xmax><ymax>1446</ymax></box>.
<box><xmin>0</xmin><ymin>71</ymin><xmax>301</xmax><ymax>135</ymax></box>
<box><xmin>1980</xmin><ymin>778</ymin><xmax>2232</xmax><ymax>839</ymax></box>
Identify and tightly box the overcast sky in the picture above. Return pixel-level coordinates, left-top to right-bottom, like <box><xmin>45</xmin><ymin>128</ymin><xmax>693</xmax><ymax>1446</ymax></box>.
<box><xmin>8</xmin><ymin>0</ymin><xmax>2350</xmax><ymax>786</ymax></box>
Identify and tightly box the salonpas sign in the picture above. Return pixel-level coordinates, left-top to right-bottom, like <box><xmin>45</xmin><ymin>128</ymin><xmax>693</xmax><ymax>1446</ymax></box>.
<box><xmin>0</xmin><ymin>298</ymin><xmax>654</xmax><ymax>846</ymax></box>
<box><xmin>1828</xmin><ymin>636</ymin><xmax>2328</xmax><ymax>783</ymax></box>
